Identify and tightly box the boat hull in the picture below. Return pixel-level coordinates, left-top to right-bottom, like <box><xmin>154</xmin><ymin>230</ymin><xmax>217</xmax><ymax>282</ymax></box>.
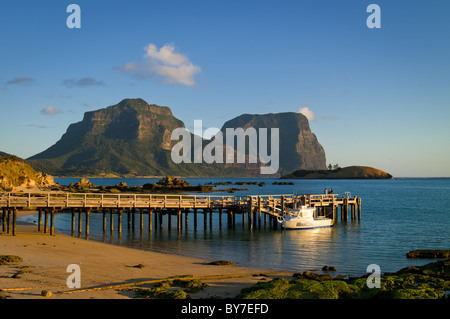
<box><xmin>280</xmin><ymin>217</ymin><xmax>333</xmax><ymax>230</ymax></box>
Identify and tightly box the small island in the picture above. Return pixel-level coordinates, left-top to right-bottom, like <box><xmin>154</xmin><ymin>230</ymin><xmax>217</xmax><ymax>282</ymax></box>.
<box><xmin>280</xmin><ymin>166</ymin><xmax>393</xmax><ymax>180</ymax></box>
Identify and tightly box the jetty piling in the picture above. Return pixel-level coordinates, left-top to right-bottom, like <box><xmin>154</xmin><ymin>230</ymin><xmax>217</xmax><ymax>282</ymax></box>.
<box><xmin>0</xmin><ymin>192</ymin><xmax>361</xmax><ymax>236</ymax></box>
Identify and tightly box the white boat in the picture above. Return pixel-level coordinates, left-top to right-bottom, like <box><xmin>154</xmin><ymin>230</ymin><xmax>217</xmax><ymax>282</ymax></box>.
<box><xmin>277</xmin><ymin>205</ymin><xmax>333</xmax><ymax>230</ymax></box>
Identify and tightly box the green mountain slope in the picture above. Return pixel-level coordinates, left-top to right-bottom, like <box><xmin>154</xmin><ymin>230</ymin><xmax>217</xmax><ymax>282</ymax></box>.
<box><xmin>27</xmin><ymin>98</ymin><xmax>327</xmax><ymax>177</ymax></box>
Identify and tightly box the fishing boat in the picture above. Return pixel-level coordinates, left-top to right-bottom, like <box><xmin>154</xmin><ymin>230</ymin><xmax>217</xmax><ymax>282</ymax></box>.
<box><xmin>277</xmin><ymin>205</ymin><xmax>333</xmax><ymax>230</ymax></box>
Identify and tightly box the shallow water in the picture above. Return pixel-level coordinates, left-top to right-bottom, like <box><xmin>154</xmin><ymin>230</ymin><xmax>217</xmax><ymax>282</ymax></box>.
<box><xmin>21</xmin><ymin>177</ymin><xmax>450</xmax><ymax>276</ymax></box>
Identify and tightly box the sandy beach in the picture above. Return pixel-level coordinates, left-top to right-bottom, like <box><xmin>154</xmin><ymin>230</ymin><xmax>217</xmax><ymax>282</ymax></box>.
<box><xmin>0</xmin><ymin>212</ymin><xmax>285</xmax><ymax>299</ymax></box>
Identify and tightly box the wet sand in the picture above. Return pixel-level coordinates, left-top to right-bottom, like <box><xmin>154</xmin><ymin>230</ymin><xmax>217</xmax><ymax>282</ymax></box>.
<box><xmin>0</xmin><ymin>212</ymin><xmax>285</xmax><ymax>299</ymax></box>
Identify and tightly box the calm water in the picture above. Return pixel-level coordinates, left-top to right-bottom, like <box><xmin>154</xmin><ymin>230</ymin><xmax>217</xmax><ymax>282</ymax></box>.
<box><xmin>22</xmin><ymin>178</ymin><xmax>450</xmax><ymax>276</ymax></box>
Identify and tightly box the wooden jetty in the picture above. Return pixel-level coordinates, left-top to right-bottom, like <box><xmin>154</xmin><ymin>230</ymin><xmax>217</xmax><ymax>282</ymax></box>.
<box><xmin>0</xmin><ymin>192</ymin><xmax>361</xmax><ymax>236</ymax></box>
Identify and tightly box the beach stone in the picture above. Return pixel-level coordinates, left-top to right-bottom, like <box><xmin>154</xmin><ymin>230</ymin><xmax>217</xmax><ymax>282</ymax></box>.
<box><xmin>207</xmin><ymin>260</ymin><xmax>235</xmax><ymax>266</ymax></box>
<box><xmin>293</xmin><ymin>271</ymin><xmax>332</xmax><ymax>281</ymax></box>
<box><xmin>406</xmin><ymin>250</ymin><xmax>450</xmax><ymax>259</ymax></box>
<box><xmin>41</xmin><ymin>290</ymin><xmax>52</xmax><ymax>297</ymax></box>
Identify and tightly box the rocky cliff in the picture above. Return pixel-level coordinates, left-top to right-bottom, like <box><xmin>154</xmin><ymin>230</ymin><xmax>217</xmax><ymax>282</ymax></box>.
<box><xmin>27</xmin><ymin>98</ymin><xmax>327</xmax><ymax>177</ymax></box>
<box><xmin>220</xmin><ymin>112</ymin><xmax>327</xmax><ymax>174</ymax></box>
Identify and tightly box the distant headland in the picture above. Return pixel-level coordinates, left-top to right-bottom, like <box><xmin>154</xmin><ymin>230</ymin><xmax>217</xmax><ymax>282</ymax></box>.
<box><xmin>280</xmin><ymin>166</ymin><xmax>393</xmax><ymax>179</ymax></box>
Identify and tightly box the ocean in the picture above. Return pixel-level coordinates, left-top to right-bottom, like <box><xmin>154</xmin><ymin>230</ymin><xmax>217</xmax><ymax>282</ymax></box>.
<box><xmin>21</xmin><ymin>177</ymin><xmax>450</xmax><ymax>277</ymax></box>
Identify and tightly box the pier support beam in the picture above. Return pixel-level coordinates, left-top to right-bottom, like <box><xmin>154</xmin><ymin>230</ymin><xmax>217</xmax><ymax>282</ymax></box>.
<box><xmin>118</xmin><ymin>209</ymin><xmax>123</xmax><ymax>235</ymax></box>
<box><xmin>110</xmin><ymin>209</ymin><xmax>114</xmax><ymax>233</ymax></box>
<box><xmin>148</xmin><ymin>209</ymin><xmax>153</xmax><ymax>232</ymax></box>
<box><xmin>357</xmin><ymin>197</ymin><xmax>362</xmax><ymax>220</ymax></box>
<box><xmin>78</xmin><ymin>209</ymin><xmax>82</xmax><ymax>235</ymax></box>
<box><xmin>38</xmin><ymin>209</ymin><xmax>42</xmax><ymax>232</ymax></box>
<box><xmin>159</xmin><ymin>211</ymin><xmax>163</xmax><ymax>230</ymax></box>
<box><xmin>193</xmin><ymin>209</ymin><xmax>198</xmax><ymax>229</ymax></box>
<box><xmin>50</xmin><ymin>209</ymin><xmax>55</xmax><ymax>236</ymax></box>
<box><xmin>85</xmin><ymin>209</ymin><xmax>90</xmax><ymax>238</ymax></box>
<box><xmin>1</xmin><ymin>209</ymin><xmax>6</xmax><ymax>232</ymax></box>
<box><xmin>44</xmin><ymin>210</ymin><xmax>48</xmax><ymax>234</ymax></box>
<box><xmin>103</xmin><ymin>209</ymin><xmax>107</xmax><ymax>233</ymax></box>
<box><xmin>12</xmin><ymin>208</ymin><xmax>17</xmax><ymax>236</ymax></box>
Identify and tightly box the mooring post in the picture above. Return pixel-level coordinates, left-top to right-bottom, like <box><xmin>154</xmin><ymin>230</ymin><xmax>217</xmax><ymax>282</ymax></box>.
<box><xmin>185</xmin><ymin>210</ymin><xmax>189</xmax><ymax>229</ymax></box>
<box><xmin>177</xmin><ymin>210</ymin><xmax>182</xmax><ymax>230</ymax></box>
<box><xmin>159</xmin><ymin>211</ymin><xmax>163</xmax><ymax>230</ymax></box>
<box><xmin>132</xmin><ymin>208</ymin><xmax>136</xmax><ymax>230</ymax></box>
<box><xmin>140</xmin><ymin>209</ymin><xmax>144</xmax><ymax>233</ymax></box>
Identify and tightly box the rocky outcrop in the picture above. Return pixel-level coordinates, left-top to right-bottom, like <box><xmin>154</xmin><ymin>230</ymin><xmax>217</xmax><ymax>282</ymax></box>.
<box><xmin>406</xmin><ymin>250</ymin><xmax>450</xmax><ymax>259</ymax></box>
<box><xmin>281</xmin><ymin>166</ymin><xmax>393</xmax><ymax>179</ymax></box>
<box><xmin>0</xmin><ymin>157</ymin><xmax>55</xmax><ymax>191</ymax></box>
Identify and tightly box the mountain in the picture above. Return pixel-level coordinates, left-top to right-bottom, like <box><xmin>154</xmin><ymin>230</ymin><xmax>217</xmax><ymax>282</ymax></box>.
<box><xmin>280</xmin><ymin>166</ymin><xmax>393</xmax><ymax>179</ymax></box>
<box><xmin>27</xmin><ymin>98</ymin><xmax>327</xmax><ymax>177</ymax></box>
<box><xmin>220</xmin><ymin>112</ymin><xmax>327</xmax><ymax>174</ymax></box>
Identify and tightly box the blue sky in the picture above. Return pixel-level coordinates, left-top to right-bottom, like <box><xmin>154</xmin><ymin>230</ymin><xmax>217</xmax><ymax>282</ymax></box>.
<box><xmin>0</xmin><ymin>0</ymin><xmax>449</xmax><ymax>177</ymax></box>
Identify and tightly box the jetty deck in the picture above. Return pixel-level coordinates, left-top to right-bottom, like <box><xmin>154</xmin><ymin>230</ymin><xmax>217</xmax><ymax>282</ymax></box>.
<box><xmin>0</xmin><ymin>192</ymin><xmax>361</xmax><ymax>236</ymax></box>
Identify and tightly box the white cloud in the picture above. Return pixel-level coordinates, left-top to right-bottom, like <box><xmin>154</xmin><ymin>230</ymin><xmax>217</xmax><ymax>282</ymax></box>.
<box><xmin>297</xmin><ymin>107</ymin><xmax>315</xmax><ymax>122</ymax></box>
<box><xmin>41</xmin><ymin>106</ymin><xmax>63</xmax><ymax>115</ymax></box>
<box><xmin>118</xmin><ymin>43</ymin><xmax>201</xmax><ymax>87</ymax></box>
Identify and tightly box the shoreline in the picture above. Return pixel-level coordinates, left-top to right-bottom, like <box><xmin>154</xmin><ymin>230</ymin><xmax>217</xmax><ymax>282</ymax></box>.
<box><xmin>0</xmin><ymin>212</ymin><xmax>286</xmax><ymax>299</ymax></box>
